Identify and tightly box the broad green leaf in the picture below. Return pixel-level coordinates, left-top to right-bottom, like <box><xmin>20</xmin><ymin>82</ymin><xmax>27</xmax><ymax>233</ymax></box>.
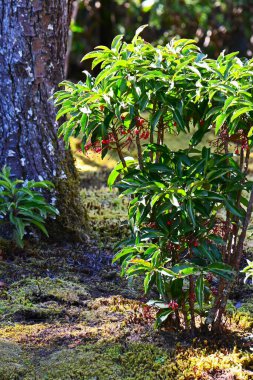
<box><xmin>207</xmin><ymin>262</ymin><xmax>234</xmax><ymax>280</ymax></box>
<box><xmin>155</xmin><ymin>309</ymin><xmax>173</xmax><ymax>328</ymax></box>
<box><xmin>144</xmin><ymin>272</ymin><xmax>155</xmax><ymax>293</ymax></box>
<box><xmin>224</xmin><ymin>199</ymin><xmax>244</xmax><ymax>218</ymax></box>
<box><xmin>231</xmin><ymin>107</ymin><xmax>253</xmax><ymax>122</ymax></box>
<box><xmin>111</xmin><ymin>34</ymin><xmax>123</xmax><ymax>51</ymax></box>
<box><xmin>187</xmin><ymin>199</ymin><xmax>195</xmax><ymax>227</ymax></box>
<box><xmin>215</xmin><ymin>113</ymin><xmax>228</xmax><ymax>134</ymax></box>
<box><xmin>132</xmin><ymin>25</ymin><xmax>148</xmax><ymax>43</ymax></box>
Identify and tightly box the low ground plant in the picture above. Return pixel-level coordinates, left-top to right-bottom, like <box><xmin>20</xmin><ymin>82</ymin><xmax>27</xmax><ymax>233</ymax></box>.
<box><xmin>0</xmin><ymin>166</ymin><xmax>58</xmax><ymax>247</ymax></box>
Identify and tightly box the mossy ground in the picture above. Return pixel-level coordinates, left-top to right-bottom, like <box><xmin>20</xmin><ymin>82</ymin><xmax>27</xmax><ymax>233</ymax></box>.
<box><xmin>0</xmin><ymin>139</ymin><xmax>252</xmax><ymax>379</ymax></box>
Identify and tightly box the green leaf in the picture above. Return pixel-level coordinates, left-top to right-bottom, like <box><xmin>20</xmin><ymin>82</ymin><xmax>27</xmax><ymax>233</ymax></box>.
<box><xmin>198</xmin><ymin>243</ymin><xmax>216</xmax><ymax>263</ymax></box>
<box><xmin>172</xmin><ymin>263</ymin><xmax>199</xmax><ymax>277</ymax></box>
<box><xmin>56</xmin><ymin>107</ymin><xmax>75</xmax><ymax>121</ymax></box>
<box><xmin>215</xmin><ymin>113</ymin><xmax>228</xmax><ymax>134</ymax></box>
<box><xmin>150</xmin><ymin>109</ymin><xmax>163</xmax><ymax>131</ymax></box>
<box><xmin>171</xmin><ymin>278</ymin><xmax>183</xmax><ymax>298</ymax></box>
<box><xmin>147</xmin><ymin>300</ymin><xmax>169</xmax><ymax>309</ymax></box>
<box><xmin>30</xmin><ymin>220</ymin><xmax>48</xmax><ymax>236</ymax></box>
<box><xmin>132</xmin><ymin>25</ymin><xmax>148</xmax><ymax>43</ymax></box>
<box><xmin>224</xmin><ymin>199</ymin><xmax>244</xmax><ymax>218</ymax></box>
<box><xmin>231</xmin><ymin>107</ymin><xmax>253</xmax><ymax>122</ymax></box>
<box><xmin>111</xmin><ymin>34</ymin><xmax>123</xmax><ymax>51</ymax></box>
<box><xmin>156</xmin><ymin>273</ymin><xmax>166</xmax><ymax>296</ymax></box>
<box><xmin>144</xmin><ymin>272</ymin><xmax>155</xmax><ymax>293</ymax></box>
<box><xmin>113</xmin><ymin>247</ymin><xmax>135</xmax><ymax>263</ymax></box>
<box><xmin>195</xmin><ymin>275</ymin><xmax>204</xmax><ymax>309</ymax></box>
<box><xmin>95</xmin><ymin>66</ymin><xmax>118</xmax><ymax>85</ymax></box>
<box><xmin>187</xmin><ymin>199</ymin><xmax>195</xmax><ymax>227</ymax></box>
<box><xmin>155</xmin><ymin>309</ymin><xmax>173</xmax><ymax>328</ymax></box>
<box><xmin>159</xmin><ymin>268</ymin><xmax>177</xmax><ymax>278</ymax></box>
<box><xmin>207</xmin><ymin>262</ymin><xmax>234</xmax><ymax>280</ymax></box>
<box><xmin>108</xmin><ymin>157</ymin><xmax>135</xmax><ymax>189</ymax></box>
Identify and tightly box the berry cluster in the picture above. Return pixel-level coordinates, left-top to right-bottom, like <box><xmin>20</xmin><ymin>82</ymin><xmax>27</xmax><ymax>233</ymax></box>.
<box><xmin>84</xmin><ymin>133</ymin><xmax>116</xmax><ymax>154</ymax></box>
<box><xmin>212</xmin><ymin>126</ymin><xmax>249</xmax><ymax>153</ymax></box>
<box><xmin>168</xmin><ymin>300</ymin><xmax>179</xmax><ymax>310</ymax></box>
<box><xmin>166</xmin><ymin>241</ymin><xmax>180</xmax><ymax>252</ymax></box>
<box><xmin>82</xmin><ymin>113</ymin><xmax>152</xmax><ymax>155</ymax></box>
<box><xmin>212</xmin><ymin>220</ymin><xmax>230</xmax><ymax>238</ymax></box>
<box><xmin>120</xmin><ymin>116</ymin><xmax>149</xmax><ymax>149</ymax></box>
<box><xmin>147</xmin><ymin>222</ymin><xmax>157</xmax><ymax>229</ymax></box>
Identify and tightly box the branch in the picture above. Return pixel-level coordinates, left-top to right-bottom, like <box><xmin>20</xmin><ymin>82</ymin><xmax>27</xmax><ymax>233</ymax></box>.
<box><xmin>112</xmin><ymin>126</ymin><xmax>126</xmax><ymax>167</ymax></box>
<box><xmin>235</xmin><ymin>185</ymin><xmax>253</xmax><ymax>269</ymax></box>
<box><xmin>136</xmin><ymin>134</ymin><xmax>143</xmax><ymax>170</ymax></box>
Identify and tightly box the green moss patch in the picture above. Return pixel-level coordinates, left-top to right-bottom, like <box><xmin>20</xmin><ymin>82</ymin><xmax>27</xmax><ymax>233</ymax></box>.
<box><xmin>81</xmin><ymin>187</ymin><xmax>129</xmax><ymax>249</ymax></box>
<box><xmin>231</xmin><ymin>301</ymin><xmax>253</xmax><ymax>331</ymax></box>
<box><xmin>0</xmin><ymin>340</ymin><xmax>32</xmax><ymax>380</ymax></box>
<box><xmin>33</xmin><ymin>342</ymin><xmax>253</xmax><ymax>380</ymax></box>
<box><xmin>36</xmin><ymin>342</ymin><xmax>168</xmax><ymax>380</ymax></box>
<box><xmin>0</xmin><ymin>277</ymin><xmax>90</xmax><ymax>323</ymax></box>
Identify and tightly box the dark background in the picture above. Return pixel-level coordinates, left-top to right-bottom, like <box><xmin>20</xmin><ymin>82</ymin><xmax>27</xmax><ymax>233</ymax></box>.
<box><xmin>67</xmin><ymin>0</ymin><xmax>253</xmax><ymax>80</ymax></box>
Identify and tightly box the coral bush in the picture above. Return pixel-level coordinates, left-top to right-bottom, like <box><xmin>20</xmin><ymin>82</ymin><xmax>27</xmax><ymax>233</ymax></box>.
<box><xmin>55</xmin><ymin>26</ymin><xmax>253</xmax><ymax>333</ymax></box>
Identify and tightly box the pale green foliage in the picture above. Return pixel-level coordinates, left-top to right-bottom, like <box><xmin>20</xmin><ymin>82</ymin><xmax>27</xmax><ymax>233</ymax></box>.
<box><xmin>241</xmin><ymin>260</ymin><xmax>253</xmax><ymax>284</ymax></box>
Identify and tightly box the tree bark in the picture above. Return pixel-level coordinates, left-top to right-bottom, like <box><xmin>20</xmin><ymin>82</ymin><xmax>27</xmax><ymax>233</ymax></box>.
<box><xmin>0</xmin><ymin>0</ymin><xmax>87</xmax><ymax>241</ymax></box>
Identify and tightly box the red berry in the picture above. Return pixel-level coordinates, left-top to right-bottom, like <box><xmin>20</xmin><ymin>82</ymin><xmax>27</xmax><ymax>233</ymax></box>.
<box><xmin>134</xmin><ymin>128</ymin><xmax>140</xmax><ymax>135</ymax></box>
<box><xmin>168</xmin><ymin>300</ymin><xmax>179</xmax><ymax>310</ymax></box>
<box><xmin>235</xmin><ymin>147</ymin><xmax>239</xmax><ymax>154</ymax></box>
<box><xmin>84</xmin><ymin>142</ymin><xmax>92</xmax><ymax>151</ymax></box>
<box><xmin>190</xmin><ymin>293</ymin><xmax>196</xmax><ymax>301</ymax></box>
<box><xmin>200</xmin><ymin>119</ymin><xmax>205</xmax><ymax>126</ymax></box>
<box><xmin>193</xmin><ymin>241</ymin><xmax>199</xmax><ymax>247</ymax></box>
<box><xmin>102</xmin><ymin>139</ymin><xmax>110</xmax><ymax>144</ymax></box>
<box><xmin>167</xmin><ymin>221</ymin><xmax>172</xmax><ymax>226</ymax></box>
<box><xmin>99</xmin><ymin>105</ymin><xmax>105</xmax><ymax>111</ymax></box>
<box><xmin>135</xmin><ymin>116</ymin><xmax>145</xmax><ymax>127</ymax></box>
<box><xmin>173</xmin><ymin>121</ymin><xmax>177</xmax><ymax>127</ymax></box>
<box><xmin>144</xmin><ymin>131</ymin><xmax>150</xmax><ymax>139</ymax></box>
<box><xmin>121</xmin><ymin>115</ymin><xmax>125</xmax><ymax>121</ymax></box>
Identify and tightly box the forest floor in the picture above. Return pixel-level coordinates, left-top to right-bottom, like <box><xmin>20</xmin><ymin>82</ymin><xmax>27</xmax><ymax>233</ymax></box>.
<box><xmin>0</xmin><ymin>140</ymin><xmax>253</xmax><ymax>380</ymax></box>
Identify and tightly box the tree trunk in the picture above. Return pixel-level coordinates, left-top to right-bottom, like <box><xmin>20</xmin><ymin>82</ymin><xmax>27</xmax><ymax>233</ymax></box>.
<box><xmin>0</xmin><ymin>0</ymin><xmax>87</xmax><ymax>241</ymax></box>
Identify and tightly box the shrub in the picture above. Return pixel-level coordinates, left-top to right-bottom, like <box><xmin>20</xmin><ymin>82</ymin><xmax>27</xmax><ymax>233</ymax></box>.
<box><xmin>54</xmin><ymin>26</ymin><xmax>253</xmax><ymax>333</ymax></box>
<box><xmin>0</xmin><ymin>166</ymin><xmax>58</xmax><ymax>247</ymax></box>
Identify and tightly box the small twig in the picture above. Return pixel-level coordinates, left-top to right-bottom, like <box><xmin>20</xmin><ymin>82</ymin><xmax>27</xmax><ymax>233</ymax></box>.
<box><xmin>244</xmin><ymin>148</ymin><xmax>250</xmax><ymax>174</ymax></box>
<box><xmin>181</xmin><ymin>297</ymin><xmax>189</xmax><ymax>330</ymax></box>
<box><xmin>155</xmin><ymin>116</ymin><xmax>164</xmax><ymax>163</ymax></box>
<box><xmin>239</xmin><ymin>147</ymin><xmax>244</xmax><ymax>171</ymax></box>
<box><xmin>112</xmin><ymin>126</ymin><xmax>126</xmax><ymax>167</ymax></box>
<box><xmin>189</xmin><ymin>276</ymin><xmax>196</xmax><ymax>336</ymax></box>
<box><xmin>235</xmin><ymin>185</ymin><xmax>253</xmax><ymax>270</ymax></box>
<box><xmin>136</xmin><ymin>134</ymin><xmax>143</xmax><ymax>170</ymax></box>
